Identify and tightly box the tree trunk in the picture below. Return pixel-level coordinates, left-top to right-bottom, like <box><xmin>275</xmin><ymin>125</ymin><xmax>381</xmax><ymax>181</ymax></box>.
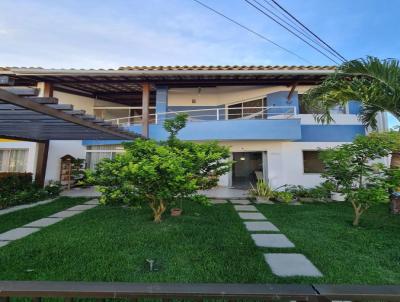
<box><xmin>391</xmin><ymin>152</ymin><xmax>400</xmax><ymax>169</ymax></box>
<box><xmin>150</xmin><ymin>200</ymin><xmax>166</xmax><ymax>223</ymax></box>
<box><xmin>353</xmin><ymin>210</ymin><xmax>362</xmax><ymax>226</ymax></box>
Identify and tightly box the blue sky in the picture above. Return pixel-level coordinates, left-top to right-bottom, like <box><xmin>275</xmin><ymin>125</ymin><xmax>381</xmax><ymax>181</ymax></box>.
<box><xmin>0</xmin><ymin>0</ymin><xmax>398</xmax><ymax>127</ymax></box>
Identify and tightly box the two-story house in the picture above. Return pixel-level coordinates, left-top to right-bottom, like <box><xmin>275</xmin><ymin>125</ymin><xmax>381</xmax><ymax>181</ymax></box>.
<box><xmin>0</xmin><ymin>66</ymin><xmax>388</xmax><ymax>189</ymax></box>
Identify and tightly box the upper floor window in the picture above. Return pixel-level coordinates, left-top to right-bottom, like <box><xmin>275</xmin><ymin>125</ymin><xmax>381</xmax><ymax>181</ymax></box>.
<box><xmin>303</xmin><ymin>150</ymin><xmax>325</xmax><ymax>174</ymax></box>
<box><xmin>227</xmin><ymin>98</ymin><xmax>266</xmax><ymax>119</ymax></box>
<box><xmin>0</xmin><ymin>149</ymin><xmax>28</xmax><ymax>172</ymax></box>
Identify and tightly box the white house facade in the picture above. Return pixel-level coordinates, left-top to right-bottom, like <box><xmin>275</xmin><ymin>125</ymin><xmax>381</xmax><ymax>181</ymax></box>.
<box><xmin>0</xmin><ymin>65</ymin><xmax>388</xmax><ymax>189</ymax></box>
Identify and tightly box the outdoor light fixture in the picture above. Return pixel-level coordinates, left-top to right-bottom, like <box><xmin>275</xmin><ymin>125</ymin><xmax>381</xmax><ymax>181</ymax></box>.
<box><xmin>240</xmin><ymin>157</ymin><xmax>246</xmax><ymax>161</ymax></box>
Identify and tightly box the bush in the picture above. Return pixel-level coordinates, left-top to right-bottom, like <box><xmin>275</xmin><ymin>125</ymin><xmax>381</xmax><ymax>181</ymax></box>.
<box><xmin>87</xmin><ymin>114</ymin><xmax>232</xmax><ymax>223</ymax></box>
<box><xmin>0</xmin><ymin>173</ymin><xmax>61</xmax><ymax>209</ymax></box>
<box><xmin>249</xmin><ymin>179</ymin><xmax>274</xmax><ymax>200</ymax></box>
<box><xmin>320</xmin><ymin>133</ymin><xmax>400</xmax><ymax>226</ymax></box>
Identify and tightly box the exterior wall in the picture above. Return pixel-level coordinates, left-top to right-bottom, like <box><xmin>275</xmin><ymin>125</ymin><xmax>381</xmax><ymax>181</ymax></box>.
<box><xmin>218</xmin><ymin>140</ymin><xmax>346</xmax><ymax>188</ymax></box>
<box><xmin>53</xmin><ymin>91</ymin><xmax>96</xmax><ymax>115</ymax></box>
<box><xmin>168</xmin><ymin>85</ymin><xmax>314</xmax><ymax>107</ymax></box>
<box><xmin>44</xmin><ymin>140</ymin><xmax>86</xmax><ymax>182</ymax></box>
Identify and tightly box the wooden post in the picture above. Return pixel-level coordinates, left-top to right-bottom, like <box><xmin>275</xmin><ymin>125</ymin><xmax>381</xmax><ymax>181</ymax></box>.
<box><xmin>35</xmin><ymin>141</ymin><xmax>49</xmax><ymax>187</ymax></box>
<box><xmin>142</xmin><ymin>83</ymin><xmax>150</xmax><ymax>138</ymax></box>
<box><xmin>37</xmin><ymin>82</ymin><xmax>53</xmax><ymax>97</ymax></box>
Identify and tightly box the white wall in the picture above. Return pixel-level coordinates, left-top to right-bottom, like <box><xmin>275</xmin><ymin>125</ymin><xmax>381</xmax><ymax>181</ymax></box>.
<box><xmin>53</xmin><ymin>91</ymin><xmax>96</xmax><ymax>115</ymax></box>
<box><xmin>168</xmin><ymin>85</ymin><xmax>315</xmax><ymax>107</ymax></box>
<box><xmin>217</xmin><ymin>140</ymin><xmax>346</xmax><ymax>188</ymax></box>
<box><xmin>45</xmin><ymin>140</ymin><xmax>86</xmax><ymax>182</ymax></box>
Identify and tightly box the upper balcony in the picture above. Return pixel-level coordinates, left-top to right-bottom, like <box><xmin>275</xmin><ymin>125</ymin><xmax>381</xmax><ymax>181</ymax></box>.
<box><xmin>104</xmin><ymin>106</ymin><xmax>301</xmax><ymax>141</ymax></box>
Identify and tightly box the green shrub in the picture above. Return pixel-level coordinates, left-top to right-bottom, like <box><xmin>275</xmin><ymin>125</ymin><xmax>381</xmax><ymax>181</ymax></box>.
<box><xmin>274</xmin><ymin>191</ymin><xmax>294</xmax><ymax>203</ymax></box>
<box><xmin>249</xmin><ymin>179</ymin><xmax>274</xmax><ymax>200</ymax></box>
<box><xmin>320</xmin><ymin>132</ymin><xmax>400</xmax><ymax>226</ymax></box>
<box><xmin>87</xmin><ymin>114</ymin><xmax>232</xmax><ymax>223</ymax></box>
<box><xmin>0</xmin><ymin>173</ymin><xmax>61</xmax><ymax>209</ymax></box>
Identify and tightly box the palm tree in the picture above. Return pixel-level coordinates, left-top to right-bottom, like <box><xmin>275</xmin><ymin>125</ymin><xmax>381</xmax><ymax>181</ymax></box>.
<box><xmin>304</xmin><ymin>56</ymin><xmax>400</xmax><ymax>168</ymax></box>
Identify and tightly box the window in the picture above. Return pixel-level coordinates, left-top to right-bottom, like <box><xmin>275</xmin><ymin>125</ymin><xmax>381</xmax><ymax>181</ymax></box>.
<box><xmin>303</xmin><ymin>151</ymin><xmax>324</xmax><ymax>173</ymax></box>
<box><xmin>227</xmin><ymin>98</ymin><xmax>266</xmax><ymax>119</ymax></box>
<box><xmin>85</xmin><ymin>145</ymin><xmax>124</xmax><ymax>170</ymax></box>
<box><xmin>0</xmin><ymin>149</ymin><xmax>28</xmax><ymax>172</ymax></box>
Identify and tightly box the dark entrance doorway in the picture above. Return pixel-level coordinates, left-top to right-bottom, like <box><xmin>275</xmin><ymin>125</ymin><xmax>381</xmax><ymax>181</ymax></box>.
<box><xmin>232</xmin><ymin>152</ymin><xmax>263</xmax><ymax>189</ymax></box>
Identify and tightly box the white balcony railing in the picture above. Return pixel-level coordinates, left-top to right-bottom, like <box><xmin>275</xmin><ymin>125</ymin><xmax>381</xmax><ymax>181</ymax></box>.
<box><xmin>105</xmin><ymin>106</ymin><xmax>297</xmax><ymax>126</ymax></box>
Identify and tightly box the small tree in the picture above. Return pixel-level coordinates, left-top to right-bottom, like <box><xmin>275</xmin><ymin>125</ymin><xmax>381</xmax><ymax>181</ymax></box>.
<box><xmin>87</xmin><ymin>114</ymin><xmax>231</xmax><ymax>223</ymax></box>
<box><xmin>320</xmin><ymin>132</ymin><xmax>400</xmax><ymax>226</ymax></box>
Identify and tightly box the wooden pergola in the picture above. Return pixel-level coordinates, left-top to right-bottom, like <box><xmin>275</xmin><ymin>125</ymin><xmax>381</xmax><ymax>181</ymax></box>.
<box><xmin>0</xmin><ymin>87</ymin><xmax>138</xmax><ymax>186</ymax></box>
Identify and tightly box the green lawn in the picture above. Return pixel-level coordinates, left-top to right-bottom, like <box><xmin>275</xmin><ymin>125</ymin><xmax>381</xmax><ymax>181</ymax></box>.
<box><xmin>257</xmin><ymin>202</ymin><xmax>400</xmax><ymax>284</ymax></box>
<box><xmin>0</xmin><ymin>197</ymin><xmax>87</xmax><ymax>233</ymax></box>
<box><xmin>0</xmin><ymin>200</ymin><xmax>399</xmax><ymax>284</ymax></box>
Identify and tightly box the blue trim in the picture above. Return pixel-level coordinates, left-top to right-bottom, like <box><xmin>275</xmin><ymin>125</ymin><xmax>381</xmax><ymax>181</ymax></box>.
<box><xmin>82</xmin><ymin>140</ymin><xmax>129</xmax><ymax>146</ymax></box>
<box><xmin>127</xmin><ymin>119</ymin><xmax>301</xmax><ymax>141</ymax></box>
<box><xmin>348</xmin><ymin>100</ymin><xmax>362</xmax><ymax>115</ymax></box>
<box><xmin>299</xmin><ymin>125</ymin><xmax>365</xmax><ymax>142</ymax></box>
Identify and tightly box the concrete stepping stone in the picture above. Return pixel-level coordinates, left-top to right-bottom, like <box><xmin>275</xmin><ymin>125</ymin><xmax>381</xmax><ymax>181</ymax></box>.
<box><xmin>251</xmin><ymin>234</ymin><xmax>295</xmax><ymax>248</ymax></box>
<box><xmin>244</xmin><ymin>221</ymin><xmax>279</xmax><ymax>232</ymax></box>
<box><xmin>265</xmin><ymin>253</ymin><xmax>323</xmax><ymax>277</ymax></box>
<box><xmin>238</xmin><ymin>212</ymin><xmax>267</xmax><ymax>220</ymax></box>
<box><xmin>85</xmin><ymin>199</ymin><xmax>100</xmax><ymax>205</ymax></box>
<box><xmin>24</xmin><ymin>217</ymin><xmax>64</xmax><ymax>228</ymax></box>
<box><xmin>0</xmin><ymin>241</ymin><xmax>10</xmax><ymax>247</ymax></box>
<box><xmin>66</xmin><ymin>204</ymin><xmax>97</xmax><ymax>211</ymax></box>
<box><xmin>0</xmin><ymin>227</ymin><xmax>40</xmax><ymax>241</ymax></box>
<box><xmin>230</xmin><ymin>199</ymin><xmax>251</xmax><ymax>205</ymax></box>
<box><xmin>234</xmin><ymin>205</ymin><xmax>258</xmax><ymax>211</ymax></box>
<box><xmin>49</xmin><ymin>210</ymin><xmax>82</xmax><ymax>218</ymax></box>
<box><xmin>210</xmin><ymin>199</ymin><xmax>228</xmax><ymax>204</ymax></box>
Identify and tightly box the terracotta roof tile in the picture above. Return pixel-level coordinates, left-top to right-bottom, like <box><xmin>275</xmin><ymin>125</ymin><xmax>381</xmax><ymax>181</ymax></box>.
<box><xmin>118</xmin><ymin>65</ymin><xmax>336</xmax><ymax>71</ymax></box>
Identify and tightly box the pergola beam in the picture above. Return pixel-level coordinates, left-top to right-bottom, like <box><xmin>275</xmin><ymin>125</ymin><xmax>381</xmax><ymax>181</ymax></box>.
<box><xmin>0</xmin><ymin>88</ymin><xmax>137</xmax><ymax>140</ymax></box>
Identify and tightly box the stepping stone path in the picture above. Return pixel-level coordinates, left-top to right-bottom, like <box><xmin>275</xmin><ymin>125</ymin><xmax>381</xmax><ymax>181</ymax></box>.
<box><xmin>251</xmin><ymin>234</ymin><xmax>295</xmax><ymax>248</ymax></box>
<box><xmin>230</xmin><ymin>199</ymin><xmax>251</xmax><ymax>205</ymax></box>
<box><xmin>231</xmin><ymin>199</ymin><xmax>323</xmax><ymax>278</ymax></box>
<box><xmin>0</xmin><ymin>198</ymin><xmax>99</xmax><ymax>248</ymax></box>
<box><xmin>265</xmin><ymin>253</ymin><xmax>323</xmax><ymax>277</ymax></box>
<box><xmin>209</xmin><ymin>199</ymin><xmax>228</xmax><ymax>204</ymax></box>
<box><xmin>244</xmin><ymin>221</ymin><xmax>279</xmax><ymax>232</ymax></box>
<box><xmin>238</xmin><ymin>212</ymin><xmax>267</xmax><ymax>220</ymax></box>
<box><xmin>233</xmin><ymin>205</ymin><xmax>258</xmax><ymax>211</ymax></box>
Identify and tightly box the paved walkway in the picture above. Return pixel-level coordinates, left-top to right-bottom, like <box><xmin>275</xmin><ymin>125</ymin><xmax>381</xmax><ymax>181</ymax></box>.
<box><xmin>232</xmin><ymin>200</ymin><xmax>323</xmax><ymax>277</ymax></box>
<box><xmin>0</xmin><ymin>199</ymin><xmax>99</xmax><ymax>248</ymax></box>
<box><xmin>61</xmin><ymin>187</ymin><xmax>101</xmax><ymax>197</ymax></box>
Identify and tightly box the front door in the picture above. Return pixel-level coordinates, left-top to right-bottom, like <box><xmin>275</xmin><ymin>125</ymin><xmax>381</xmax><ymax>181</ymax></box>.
<box><xmin>232</xmin><ymin>152</ymin><xmax>264</xmax><ymax>189</ymax></box>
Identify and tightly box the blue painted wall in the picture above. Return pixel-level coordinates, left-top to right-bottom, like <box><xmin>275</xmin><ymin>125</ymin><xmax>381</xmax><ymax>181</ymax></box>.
<box><xmin>127</xmin><ymin>119</ymin><xmax>302</xmax><ymax>141</ymax></box>
<box><xmin>348</xmin><ymin>100</ymin><xmax>362</xmax><ymax>114</ymax></box>
<box><xmin>299</xmin><ymin>125</ymin><xmax>366</xmax><ymax>142</ymax></box>
<box><xmin>267</xmin><ymin>91</ymin><xmax>299</xmax><ymax>114</ymax></box>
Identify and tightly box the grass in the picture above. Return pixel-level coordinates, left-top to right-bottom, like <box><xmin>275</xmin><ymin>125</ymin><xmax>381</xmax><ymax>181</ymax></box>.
<box><xmin>257</xmin><ymin>202</ymin><xmax>400</xmax><ymax>284</ymax></box>
<box><xmin>0</xmin><ymin>200</ymin><xmax>399</xmax><ymax>284</ymax></box>
<box><xmin>0</xmin><ymin>197</ymin><xmax>87</xmax><ymax>233</ymax></box>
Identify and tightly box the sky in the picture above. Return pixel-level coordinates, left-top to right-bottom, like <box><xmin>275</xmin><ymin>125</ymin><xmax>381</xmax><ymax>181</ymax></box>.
<box><xmin>0</xmin><ymin>0</ymin><xmax>399</xmax><ymax>127</ymax></box>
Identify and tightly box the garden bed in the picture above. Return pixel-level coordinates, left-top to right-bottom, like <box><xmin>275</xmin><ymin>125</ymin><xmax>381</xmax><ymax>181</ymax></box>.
<box><xmin>0</xmin><ymin>201</ymin><xmax>399</xmax><ymax>284</ymax></box>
